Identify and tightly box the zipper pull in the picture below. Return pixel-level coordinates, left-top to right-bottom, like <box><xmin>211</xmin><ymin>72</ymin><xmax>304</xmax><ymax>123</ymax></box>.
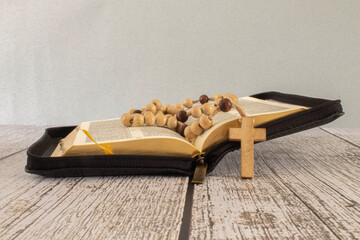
<box><xmin>191</xmin><ymin>153</ymin><xmax>208</xmax><ymax>184</ymax></box>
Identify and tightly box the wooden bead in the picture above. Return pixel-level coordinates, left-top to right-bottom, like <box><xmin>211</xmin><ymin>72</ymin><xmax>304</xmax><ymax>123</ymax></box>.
<box><xmin>224</xmin><ymin>93</ymin><xmax>238</xmax><ymax>104</ymax></box>
<box><xmin>142</xmin><ymin>111</ymin><xmax>150</xmax><ymax>116</ymax></box>
<box><xmin>224</xmin><ymin>93</ymin><xmax>232</xmax><ymax>99</ymax></box>
<box><xmin>176</xmin><ymin>123</ymin><xmax>187</xmax><ymax>137</ymax></box>
<box><xmin>146</xmin><ymin>103</ymin><xmax>157</xmax><ymax>113</ymax></box>
<box><xmin>232</xmin><ymin>95</ymin><xmax>239</xmax><ymax>104</ymax></box>
<box><xmin>199</xmin><ymin>95</ymin><xmax>209</xmax><ymax>104</ymax></box>
<box><xmin>214</xmin><ymin>94</ymin><xmax>223</xmax><ymax>100</ymax></box>
<box><xmin>144</xmin><ymin>112</ymin><xmax>155</xmax><ymax>126</ymax></box>
<box><xmin>201</xmin><ymin>103</ymin><xmax>214</xmax><ymax>115</ymax></box>
<box><xmin>132</xmin><ymin>114</ymin><xmax>144</xmax><ymax>126</ymax></box>
<box><xmin>227</xmin><ymin>96</ymin><xmax>237</xmax><ymax>104</ymax></box>
<box><xmin>158</xmin><ymin>105</ymin><xmax>165</xmax><ymax>113</ymax></box>
<box><xmin>155</xmin><ymin>111</ymin><xmax>164</xmax><ymax>117</ymax></box>
<box><xmin>167</xmin><ymin>116</ymin><xmax>178</xmax><ymax>129</ymax></box>
<box><xmin>167</xmin><ymin>106</ymin><xmax>177</xmax><ymax>115</ymax></box>
<box><xmin>190</xmin><ymin>121</ymin><xmax>204</xmax><ymax>135</ymax></box>
<box><xmin>128</xmin><ymin>109</ymin><xmax>136</xmax><ymax>114</ymax></box>
<box><xmin>184</xmin><ymin>98</ymin><xmax>193</xmax><ymax>108</ymax></box>
<box><xmin>199</xmin><ymin>115</ymin><xmax>213</xmax><ymax>129</ymax></box>
<box><xmin>155</xmin><ymin>110</ymin><xmax>163</xmax><ymax>116</ymax></box>
<box><xmin>219</xmin><ymin>98</ymin><xmax>232</xmax><ymax>112</ymax></box>
<box><xmin>152</xmin><ymin>99</ymin><xmax>162</xmax><ymax>110</ymax></box>
<box><xmin>133</xmin><ymin>109</ymin><xmax>142</xmax><ymax>114</ymax></box>
<box><xmin>191</xmin><ymin>106</ymin><xmax>202</xmax><ymax>118</ymax></box>
<box><xmin>184</xmin><ymin>126</ymin><xmax>196</xmax><ymax>141</ymax></box>
<box><xmin>165</xmin><ymin>114</ymin><xmax>173</xmax><ymax>119</ymax></box>
<box><xmin>156</xmin><ymin>114</ymin><xmax>167</xmax><ymax>127</ymax></box>
<box><xmin>121</xmin><ymin>113</ymin><xmax>132</xmax><ymax>127</ymax></box>
<box><xmin>175</xmin><ymin>102</ymin><xmax>184</xmax><ymax>110</ymax></box>
<box><xmin>214</xmin><ymin>98</ymin><xmax>221</xmax><ymax>106</ymax></box>
<box><xmin>175</xmin><ymin>108</ymin><xmax>182</xmax><ymax>114</ymax></box>
<box><xmin>164</xmin><ymin>104</ymin><xmax>172</xmax><ymax>112</ymax></box>
<box><xmin>176</xmin><ymin>110</ymin><xmax>188</xmax><ymax>122</ymax></box>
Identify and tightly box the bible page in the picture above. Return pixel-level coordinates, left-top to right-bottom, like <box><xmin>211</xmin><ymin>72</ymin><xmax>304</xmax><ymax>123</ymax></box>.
<box><xmin>74</xmin><ymin>118</ymin><xmax>191</xmax><ymax>146</ymax></box>
<box><xmin>192</xmin><ymin>96</ymin><xmax>308</xmax><ymax>150</ymax></box>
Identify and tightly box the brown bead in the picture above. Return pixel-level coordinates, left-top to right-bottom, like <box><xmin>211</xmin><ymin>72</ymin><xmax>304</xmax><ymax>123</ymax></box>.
<box><xmin>191</xmin><ymin>106</ymin><xmax>202</xmax><ymax>118</ymax></box>
<box><xmin>199</xmin><ymin>94</ymin><xmax>209</xmax><ymax>104</ymax></box>
<box><xmin>155</xmin><ymin>114</ymin><xmax>167</xmax><ymax>127</ymax></box>
<box><xmin>121</xmin><ymin>113</ymin><xmax>132</xmax><ymax>127</ymax></box>
<box><xmin>201</xmin><ymin>103</ymin><xmax>214</xmax><ymax>115</ymax></box>
<box><xmin>219</xmin><ymin>98</ymin><xmax>232</xmax><ymax>112</ymax></box>
<box><xmin>176</xmin><ymin>123</ymin><xmax>187</xmax><ymax>137</ymax></box>
<box><xmin>146</xmin><ymin>103</ymin><xmax>157</xmax><ymax>113</ymax></box>
<box><xmin>184</xmin><ymin>126</ymin><xmax>196</xmax><ymax>141</ymax></box>
<box><xmin>133</xmin><ymin>109</ymin><xmax>142</xmax><ymax>114</ymax></box>
<box><xmin>175</xmin><ymin>102</ymin><xmax>184</xmax><ymax>110</ymax></box>
<box><xmin>199</xmin><ymin>115</ymin><xmax>213</xmax><ymax>129</ymax></box>
<box><xmin>167</xmin><ymin>116</ymin><xmax>178</xmax><ymax>129</ymax></box>
<box><xmin>144</xmin><ymin>112</ymin><xmax>155</xmax><ymax>126</ymax></box>
<box><xmin>184</xmin><ymin>98</ymin><xmax>193</xmax><ymax>108</ymax></box>
<box><xmin>132</xmin><ymin>114</ymin><xmax>144</xmax><ymax>126</ymax></box>
<box><xmin>190</xmin><ymin>121</ymin><xmax>204</xmax><ymax>135</ymax></box>
<box><xmin>176</xmin><ymin>110</ymin><xmax>188</xmax><ymax>122</ymax></box>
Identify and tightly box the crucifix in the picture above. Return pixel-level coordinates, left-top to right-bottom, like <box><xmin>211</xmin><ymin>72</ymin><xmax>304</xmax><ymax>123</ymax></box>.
<box><xmin>229</xmin><ymin>116</ymin><xmax>266</xmax><ymax>178</ymax></box>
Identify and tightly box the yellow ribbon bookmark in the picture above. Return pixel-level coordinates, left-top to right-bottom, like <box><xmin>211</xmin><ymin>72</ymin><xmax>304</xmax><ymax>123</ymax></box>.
<box><xmin>80</xmin><ymin>129</ymin><xmax>113</xmax><ymax>155</ymax></box>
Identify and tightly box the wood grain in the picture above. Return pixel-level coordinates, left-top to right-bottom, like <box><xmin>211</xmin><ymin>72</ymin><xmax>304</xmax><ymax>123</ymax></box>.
<box><xmin>322</xmin><ymin>127</ymin><xmax>360</xmax><ymax>147</ymax></box>
<box><xmin>229</xmin><ymin>117</ymin><xmax>266</xmax><ymax>178</ymax></box>
<box><xmin>0</xmin><ymin>125</ymin><xmax>46</xmax><ymax>158</ymax></box>
<box><xmin>0</xmin><ymin>146</ymin><xmax>189</xmax><ymax>239</ymax></box>
<box><xmin>1</xmin><ymin>125</ymin><xmax>360</xmax><ymax>240</ymax></box>
<box><xmin>256</xmin><ymin>129</ymin><xmax>360</xmax><ymax>239</ymax></box>
<box><xmin>191</xmin><ymin>128</ymin><xmax>360</xmax><ymax>239</ymax></box>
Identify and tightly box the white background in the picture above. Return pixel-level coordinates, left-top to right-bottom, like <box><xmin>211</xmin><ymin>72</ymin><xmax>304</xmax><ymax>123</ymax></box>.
<box><xmin>1</xmin><ymin>0</ymin><xmax>359</xmax><ymax>127</ymax></box>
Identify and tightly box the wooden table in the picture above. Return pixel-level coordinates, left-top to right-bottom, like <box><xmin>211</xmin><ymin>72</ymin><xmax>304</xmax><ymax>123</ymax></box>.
<box><xmin>0</xmin><ymin>126</ymin><xmax>359</xmax><ymax>240</ymax></box>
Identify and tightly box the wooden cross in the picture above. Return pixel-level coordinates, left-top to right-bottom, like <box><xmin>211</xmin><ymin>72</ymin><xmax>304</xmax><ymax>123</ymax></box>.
<box><xmin>229</xmin><ymin>117</ymin><xmax>266</xmax><ymax>178</ymax></box>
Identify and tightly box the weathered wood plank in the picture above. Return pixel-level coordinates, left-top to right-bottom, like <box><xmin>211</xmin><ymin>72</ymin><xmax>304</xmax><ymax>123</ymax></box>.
<box><xmin>191</xmin><ymin>150</ymin><xmax>338</xmax><ymax>240</ymax></box>
<box><xmin>2</xmin><ymin>125</ymin><xmax>359</xmax><ymax>239</ymax></box>
<box><xmin>0</xmin><ymin>151</ymin><xmax>189</xmax><ymax>240</ymax></box>
<box><xmin>265</xmin><ymin>128</ymin><xmax>360</xmax><ymax>202</ymax></box>
<box><xmin>191</xmin><ymin>128</ymin><xmax>360</xmax><ymax>239</ymax></box>
<box><xmin>322</xmin><ymin>127</ymin><xmax>360</xmax><ymax>147</ymax></box>
<box><xmin>0</xmin><ymin>125</ymin><xmax>46</xmax><ymax>158</ymax></box>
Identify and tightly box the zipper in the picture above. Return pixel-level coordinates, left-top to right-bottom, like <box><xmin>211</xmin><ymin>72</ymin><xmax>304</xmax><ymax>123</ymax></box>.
<box><xmin>191</xmin><ymin>152</ymin><xmax>208</xmax><ymax>184</ymax></box>
<box><xmin>191</xmin><ymin>141</ymin><xmax>239</xmax><ymax>184</ymax></box>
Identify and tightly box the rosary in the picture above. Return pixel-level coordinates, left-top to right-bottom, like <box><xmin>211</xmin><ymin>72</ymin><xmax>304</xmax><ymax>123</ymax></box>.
<box><xmin>121</xmin><ymin>93</ymin><xmax>247</xmax><ymax>142</ymax></box>
<box><xmin>121</xmin><ymin>93</ymin><xmax>266</xmax><ymax>180</ymax></box>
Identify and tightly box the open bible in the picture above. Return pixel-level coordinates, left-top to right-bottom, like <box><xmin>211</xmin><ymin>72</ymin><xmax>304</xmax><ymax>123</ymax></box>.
<box><xmin>51</xmin><ymin>96</ymin><xmax>308</xmax><ymax>158</ymax></box>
